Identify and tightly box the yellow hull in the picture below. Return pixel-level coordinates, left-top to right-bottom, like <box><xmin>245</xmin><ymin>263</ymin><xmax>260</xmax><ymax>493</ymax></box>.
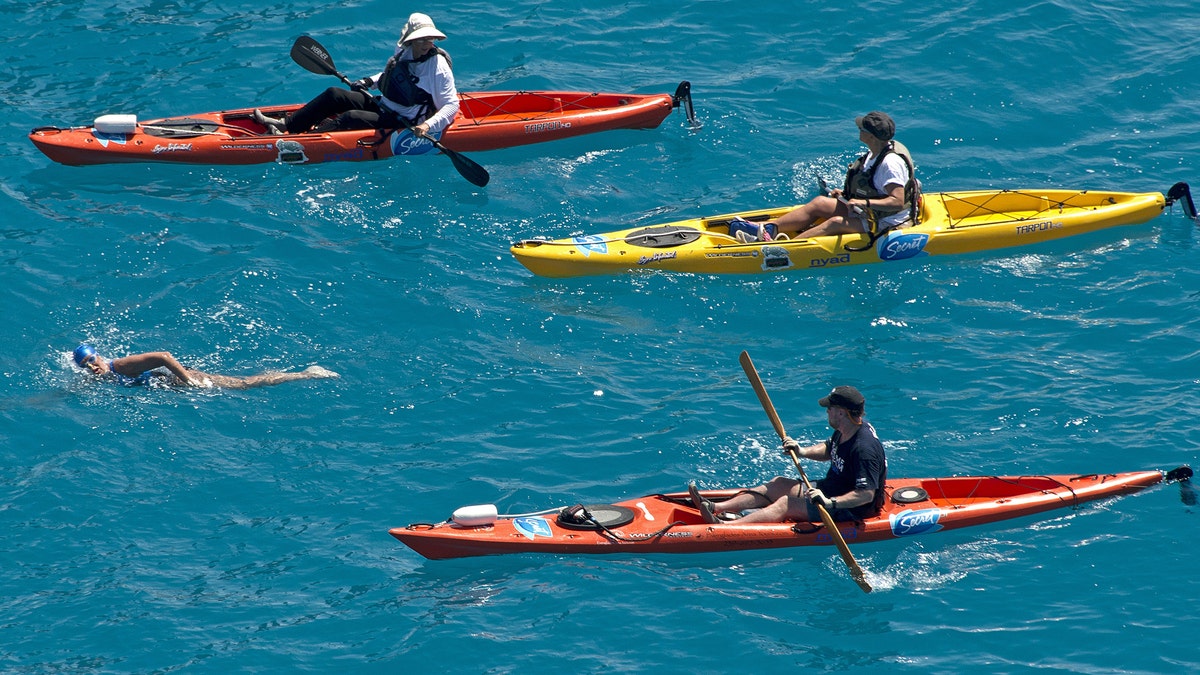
<box><xmin>510</xmin><ymin>189</ymin><xmax>1169</xmax><ymax>277</ymax></box>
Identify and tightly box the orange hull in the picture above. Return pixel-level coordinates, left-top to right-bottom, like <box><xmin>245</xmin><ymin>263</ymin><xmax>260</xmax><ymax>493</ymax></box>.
<box><xmin>391</xmin><ymin>470</ymin><xmax>1165</xmax><ymax>560</ymax></box>
<box><xmin>29</xmin><ymin>88</ymin><xmax>682</xmax><ymax>166</ymax></box>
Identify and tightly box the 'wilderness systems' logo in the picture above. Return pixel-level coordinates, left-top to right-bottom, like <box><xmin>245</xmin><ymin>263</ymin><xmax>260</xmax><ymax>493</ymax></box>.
<box><xmin>889</xmin><ymin>508</ymin><xmax>943</xmax><ymax>537</ymax></box>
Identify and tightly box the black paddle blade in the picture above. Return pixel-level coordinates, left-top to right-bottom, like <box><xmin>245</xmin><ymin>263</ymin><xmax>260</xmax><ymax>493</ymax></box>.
<box><xmin>441</xmin><ymin>145</ymin><xmax>490</xmax><ymax>187</ymax></box>
<box><xmin>291</xmin><ymin>35</ymin><xmax>340</xmax><ymax>78</ymax></box>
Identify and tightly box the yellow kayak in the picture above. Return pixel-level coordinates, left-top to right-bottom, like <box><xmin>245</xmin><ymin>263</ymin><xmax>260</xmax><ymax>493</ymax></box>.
<box><xmin>510</xmin><ymin>183</ymin><xmax>1195</xmax><ymax>277</ymax></box>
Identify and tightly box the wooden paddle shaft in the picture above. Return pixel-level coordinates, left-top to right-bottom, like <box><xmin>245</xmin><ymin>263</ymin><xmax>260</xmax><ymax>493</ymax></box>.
<box><xmin>738</xmin><ymin>350</ymin><xmax>872</xmax><ymax>593</ymax></box>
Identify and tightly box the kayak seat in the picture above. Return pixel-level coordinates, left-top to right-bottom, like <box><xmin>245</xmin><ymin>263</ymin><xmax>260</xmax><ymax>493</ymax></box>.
<box><xmin>915</xmin><ymin>193</ymin><xmax>935</xmax><ymax>224</ymax></box>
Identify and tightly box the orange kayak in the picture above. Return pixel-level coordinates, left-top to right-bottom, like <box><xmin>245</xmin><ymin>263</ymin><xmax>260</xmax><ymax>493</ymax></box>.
<box><xmin>391</xmin><ymin>469</ymin><xmax>1182</xmax><ymax>560</ymax></box>
<box><xmin>29</xmin><ymin>83</ymin><xmax>692</xmax><ymax>166</ymax></box>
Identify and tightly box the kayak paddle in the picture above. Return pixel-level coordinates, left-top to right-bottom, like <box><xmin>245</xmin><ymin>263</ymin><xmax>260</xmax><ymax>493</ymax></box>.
<box><xmin>738</xmin><ymin>350</ymin><xmax>873</xmax><ymax>593</ymax></box>
<box><xmin>288</xmin><ymin>35</ymin><xmax>490</xmax><ymax>187</ymax></box>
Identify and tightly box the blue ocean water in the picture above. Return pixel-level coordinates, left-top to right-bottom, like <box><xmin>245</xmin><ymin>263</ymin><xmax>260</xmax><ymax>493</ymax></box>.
<box><xmin>4</xmin><ymin>0</ymin><xmax>1200</xmax><ymax>672</ymax></box>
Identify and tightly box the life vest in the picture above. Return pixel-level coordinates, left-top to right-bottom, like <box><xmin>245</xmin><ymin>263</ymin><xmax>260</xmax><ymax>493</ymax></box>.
<box><xmin>378</xmin><ymin>47</ymin><xmax>451</xmax><ymax>112</ymax></box>
<box><xmin>843</xmin><ymin>140</ymin><xmax>920</xmax><ymax>225</ymax></box>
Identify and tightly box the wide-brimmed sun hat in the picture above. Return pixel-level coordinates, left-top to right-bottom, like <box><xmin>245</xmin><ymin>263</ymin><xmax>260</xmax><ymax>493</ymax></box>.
<box><xmin>398</xmin><ymin>13</ymin><xmax>446</xmax><ymax>46</ymax></box>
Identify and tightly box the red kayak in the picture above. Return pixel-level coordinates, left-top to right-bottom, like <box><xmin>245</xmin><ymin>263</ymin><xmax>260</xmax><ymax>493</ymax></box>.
<box><xmin>29</xmin><ymin>83</ymin><xmax>694</xmax><ymax>166</ymax></box>
<box><xmin>391</xmin><ymin>468</ymin><xmax>1186</xmax><ymax>560</ymax></box>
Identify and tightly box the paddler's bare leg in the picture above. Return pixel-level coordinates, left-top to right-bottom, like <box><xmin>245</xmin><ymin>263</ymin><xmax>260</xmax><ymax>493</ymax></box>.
<box><xmin>710</xmin><ymin>485</ymin><xmax>781</xmax><ymax>519</ymax></box>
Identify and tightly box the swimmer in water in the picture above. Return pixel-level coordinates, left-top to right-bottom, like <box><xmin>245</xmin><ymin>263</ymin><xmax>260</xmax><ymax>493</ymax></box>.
<box><xmin>72</xmin><ymin>344</ymin><xmax>339</xmax><ymax>389</ymax></box>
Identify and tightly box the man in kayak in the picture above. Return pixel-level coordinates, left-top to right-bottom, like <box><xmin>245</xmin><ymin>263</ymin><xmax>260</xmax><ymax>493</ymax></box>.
<box><xmin>253</xmin><ymin>12</ymin><xmax>460</xmax><ymax>140</ymax></box>
<box><xmin>72</xmin><ymin>344</ymin><xmax>339</xmax><ymax>390</ymax></box>
<box><xmin>734</xmin><ymin>112</ymin><xmax>918</xmax><ymax>242</ymax></box>
<box><xmin>690</xmin><ymin>385</ymin><xmax>887</xmax><ymax>523</ymax></box>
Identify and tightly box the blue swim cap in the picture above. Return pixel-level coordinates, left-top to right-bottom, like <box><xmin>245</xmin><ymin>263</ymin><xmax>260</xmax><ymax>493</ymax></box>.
<box><xmin>73</xmin><ymin>343</ymin><xmax>97</xmax><ymax>367</ymax></box>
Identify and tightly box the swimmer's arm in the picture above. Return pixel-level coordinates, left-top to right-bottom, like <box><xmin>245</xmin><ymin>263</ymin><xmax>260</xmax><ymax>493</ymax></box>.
<box><xmin>112</xmin><ymin>351</ymin><xmax>198</xmax><ymax>386</ymax></box>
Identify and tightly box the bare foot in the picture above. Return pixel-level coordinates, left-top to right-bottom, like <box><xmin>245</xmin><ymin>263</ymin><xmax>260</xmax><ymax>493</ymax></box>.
<box><xmin>303</xmin><ymin>365</ymin><xmax>340</xmax><ymax>379</ymax></box>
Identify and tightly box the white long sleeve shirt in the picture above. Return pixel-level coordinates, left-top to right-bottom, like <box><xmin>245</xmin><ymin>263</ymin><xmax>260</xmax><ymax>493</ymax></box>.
<box><xmin>372</xmin><ymin>47</ymin><xmax>460</xmax><ymax>135</ymax></box>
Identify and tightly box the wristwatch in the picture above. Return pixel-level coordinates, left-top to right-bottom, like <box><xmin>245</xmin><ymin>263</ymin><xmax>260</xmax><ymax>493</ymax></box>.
<box><xmin>829</xmin><ymin>498</ymin><xmax>838</xmax><ymax>510</ymax></box>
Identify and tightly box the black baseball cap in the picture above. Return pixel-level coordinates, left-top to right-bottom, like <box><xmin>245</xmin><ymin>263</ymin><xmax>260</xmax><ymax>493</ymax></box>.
<box><xmin>819</xmin><ymin>385</ymin><xmax>866</xmax><ymax>412</ymax></box>
<box><xmin>855</xmin><ymin>111</ymin><xmax>895</xmax><ymax>141</ymax></box>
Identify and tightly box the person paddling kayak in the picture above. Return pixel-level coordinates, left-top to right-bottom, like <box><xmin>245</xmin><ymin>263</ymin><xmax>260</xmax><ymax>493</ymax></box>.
<box><xmin>689</xmin><ymin>385</ymin><xmax>887</xmax><ymax>523</ymax></box>
<box><xmin>71</xmin><ymin>344</ymin><xmax>338</xmax><ymax>390</ymax></box>
<box><xmin>253</xmin><ymin>12</ymin><xmax>459</xmax><ymax>140</ymax></box>
<box><xmin>734</xmin><ymin>112</ymin><xmax>919</xmax><ymax>242</ymax></box>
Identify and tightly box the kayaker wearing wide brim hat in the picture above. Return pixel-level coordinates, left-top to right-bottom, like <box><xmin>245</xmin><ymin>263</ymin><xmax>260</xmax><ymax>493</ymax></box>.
<box><xmin>735</xmin><ymin>111</ymin><xmax>918</xmax><ymax>242</ymax></box>
<box><xmin>71</xmin><ymin>343</ymin><xmax>340</xmax><ymax>390</ymax></box>
<box><xmin>253</xmin><ymin>12</ymin><xmax>460</xmax><ymax>140</ymax></box>
<box><xmin>395</xmin><ymin>12</ymin><xmax>447</xmax><ymax>44</ymax></box>
<box><xmin>688</xmin><ymin>385</ymin><xmax>887</xmax><ymax>524</ymax></box>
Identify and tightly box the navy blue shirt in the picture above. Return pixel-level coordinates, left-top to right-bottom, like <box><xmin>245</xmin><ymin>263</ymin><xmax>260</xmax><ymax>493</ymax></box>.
<box><xmin>817</xmin><ymin>421</ymin><xmax>888</xmax><ymax>518</ymax></box>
